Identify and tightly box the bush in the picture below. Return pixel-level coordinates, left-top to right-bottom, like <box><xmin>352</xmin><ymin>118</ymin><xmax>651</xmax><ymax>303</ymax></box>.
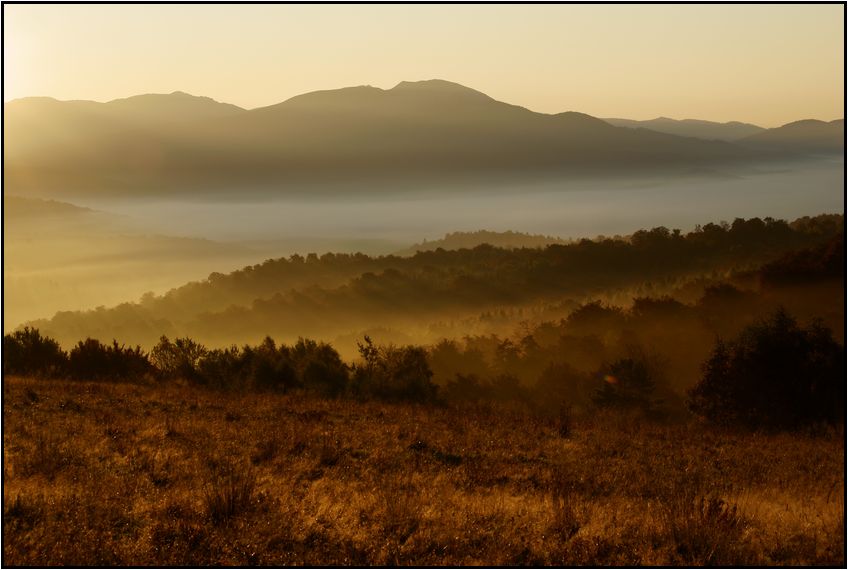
<box><xmin>688</xmin><ymin>309</ymin><xmax>845</xmax><ymax>429</ymax></box>
<box><xmin>290</xmin><ymin>338</ymin><xmax>349</xmax><ymax>397</ymax></box>
<box><xmin>240</xmin><ymin>337</ymin><xmax>297</xmax><ymax>392</ymax></box>
<box><xmin>150</xmin><ymin>336</ymin><xmax>208</xmax><ymax>382</ymax></box>
<box><xmin>353</xmin><ymin>336</ymin><xmax>438</xmax><ymax>402</ymax></box>
<box><xmin>2</xmin><ymin>328</ymin><xmax>67</xmax><ymax>377</ymax></box>
<box><xmin>442</xmin><ymin>373</ymin><xmax>492</xmax><ymax>402</ymax></box>
<box><xmin>593</xmin><ymin>355</ymin><xmax>659</xmax><ymax>413</ymax></box>
<box><xmin>197</xmin><ymin>346</ymin><xmax>245</xmax><ymax>389</ymax></box>
<box><xmin>489</xmin><ymin>373</ymin><xmax>529</xmax><ymax>402</ymax></box>
<box><xmin>67</xmin><ymin>339</ymin><xmax>153</xmax><ymax>381</ymax></box>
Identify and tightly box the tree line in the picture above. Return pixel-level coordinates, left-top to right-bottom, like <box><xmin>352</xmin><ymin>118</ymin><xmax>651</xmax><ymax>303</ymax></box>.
<box><xmin>4</xmin><ymin>307</ymin><xmax>843</xmax><ymax>430</ymax></box>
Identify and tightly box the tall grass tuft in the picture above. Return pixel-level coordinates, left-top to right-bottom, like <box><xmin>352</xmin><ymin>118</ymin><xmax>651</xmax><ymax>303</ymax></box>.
<box><xmin>663</xmin><ymin>492</ymin><xmax>748</xmax><ymax>565</ymax></box>
<box><xmin>202</xmin><ymin>459</ymin><xmax>257</xmax><ymax>525</ymax></box>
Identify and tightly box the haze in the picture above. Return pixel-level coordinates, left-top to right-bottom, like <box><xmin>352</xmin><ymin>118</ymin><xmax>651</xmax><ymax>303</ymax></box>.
<box><xmin>3</xmin><ymin>4</ymin><xmax>844</xmax><ymax>127</ymax></box>
<box><xmin>3</xmin><ymin>5</ymin><xmax>847</xmax><ymax>566</ymax></box>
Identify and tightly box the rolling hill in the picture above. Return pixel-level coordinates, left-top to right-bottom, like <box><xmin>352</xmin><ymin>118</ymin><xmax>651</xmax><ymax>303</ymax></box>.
<box><xmin>22</xmin><ymin>214</ymin><xmax>843</xmax><ymax>352</ymax></box>
<box><xmin>2</xmin><ymin>196</ymin><xmax>267</xmax><ymax>331</ymax></box>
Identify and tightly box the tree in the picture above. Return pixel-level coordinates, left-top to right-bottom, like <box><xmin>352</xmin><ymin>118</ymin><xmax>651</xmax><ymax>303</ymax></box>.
<box><xmin>353</xmin><ymin>337</ymin><xmax>438</xmax><ymax>402</ymax></box>
<box><xmin>534</xmin><ymin>362</ymin><xmax>593</xmax><ymax>412</ymax></box>
<box><xmin>443</xmin><ymin>373</ymin><xmax>491</xmax><ymax>402</ymax></box>
<box><xmin>2</xmin><ymin>328</ymin><xmax>67</xmax><ymax>377</ymax></box>
<box><xmin>593</xmin><ymin>355</ymin><xmax>658</xmax><ymax>412</ymax></box>
<box><xmin>241</xmin><ymin>337</ymin><xmax>296</xmax><ymax>392</ymax></box>
<box><xmin>291</xmin><ymin>338</ymin><xmax>349</xmax><ymax>397</ymax></box>
<box><xmin>688</xmin><ymin>309</ymin><xmax>845</xmax><ymax>429</ymax></box>
<box><xmin>197</xmin><ymin>346</ymin><xmax>245</xmax><ymax>389</ymax></box>
<box><xmin>150</xmin><ymin>336</ymin><xmax>208</xmax><ymax>382</ymax></box>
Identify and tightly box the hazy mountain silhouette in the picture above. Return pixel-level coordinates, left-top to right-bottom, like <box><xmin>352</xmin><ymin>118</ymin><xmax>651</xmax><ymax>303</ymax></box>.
<box><xmin>104</xmin><ymin>91</ymin><xmax>245</xmax><ymax>122</ymax></box>
<box><xmin>603</xmin><ymin>117</ymin><xmax>765</xmax><ymax>141</ymax></box>
<box><xmin>737</xmin><ymin>119</ymin><xmax>844</xmax><ymax>154</ymax></box>
<box><xmin>4</xmin><ymin>195</ymin><xmax>96</xmax><ymax>219</ymax></box>
<box><xmin>2</xmin><ymin>80</ymin><xmax>827</xmax><ymax>198</ymax></box>
<box><xmin>2</xmin><ymin>194</ymin><xmax>264</xmax><ymax>331</ymax></box>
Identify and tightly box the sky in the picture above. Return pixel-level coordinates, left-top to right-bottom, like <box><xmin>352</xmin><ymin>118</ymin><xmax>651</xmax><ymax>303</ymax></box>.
<box><xmin>3</xmin><ymin>4</ymin><xmax>844</xmax><ymax>127</ymax></box>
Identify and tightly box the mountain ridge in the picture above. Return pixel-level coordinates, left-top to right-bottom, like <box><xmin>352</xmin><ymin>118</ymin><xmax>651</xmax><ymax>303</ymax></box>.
<box><xmin>4</xmin><ymin>80</ymin><xmax>841</xmax><ymax>198</ymax></box>
<box><xmin>603</xmin><ymin>116</ymin><xmax>766</xmax><ymax>141</ymax></box>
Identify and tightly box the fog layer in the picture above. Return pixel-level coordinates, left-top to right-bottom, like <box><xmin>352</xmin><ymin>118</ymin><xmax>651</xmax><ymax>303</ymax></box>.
<box><xmin>79</xmin><ymin>158</ymin><xmax>842</xmax><ymax>246</ymax></box>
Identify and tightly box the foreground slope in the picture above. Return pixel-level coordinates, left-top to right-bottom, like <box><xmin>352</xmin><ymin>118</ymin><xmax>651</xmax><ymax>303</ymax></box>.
<box><xmin>3</xmin><ymin>377</ymin><xmax>843</xmax><ymax>566</ymax></box>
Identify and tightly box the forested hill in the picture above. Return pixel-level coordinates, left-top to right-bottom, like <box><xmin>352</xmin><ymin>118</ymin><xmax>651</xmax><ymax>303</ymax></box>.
<box><xmin>26</xmin><ymin>214</ymin><xmax>843</xmax><ymax>349</ymax></box>
<box><xmin>394</xmin><ymin>230</ymin><xmax>570</xmax><ymax>256</ymax></box>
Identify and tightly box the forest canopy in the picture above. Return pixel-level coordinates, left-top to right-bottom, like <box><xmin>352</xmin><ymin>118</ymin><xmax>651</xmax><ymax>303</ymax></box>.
<box><xmin>23</xmin><ymin>214</ymin><xmax>843</xmax><ymax>353</ymax></box>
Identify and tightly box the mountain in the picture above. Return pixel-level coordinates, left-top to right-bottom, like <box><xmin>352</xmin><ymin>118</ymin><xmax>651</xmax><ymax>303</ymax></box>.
<box><xmin>395</xmin><ymin>230</ymin><xmax>570</xmax><ymax>256</ymax></box>
<box><xmin>4</xmin><ymin>80</ymin><xmax>760</xmax><ymax>198</ymax></box>
<box><xmin>736</xmin><ymin>119</ymin><xmax>844</xmax><ymax>154</ymax></box>
<box><xmin>602</xmin><ymin>117</ymin><xmax>765</xmax><ymax>141</ymax></box>
<box><xmin>103</xmin><ymin>91</ymin><xmax>245</xmax><ymax>123</ymax></box>
<box><xmin>4</xmin><ymin>92</ymin><xmax>245</xmax><ymax>175</ymax></box>
<box><xmin>4</xmin><ymin>195</ymin><xmax>96</xmax><ymax>219</ymax></box>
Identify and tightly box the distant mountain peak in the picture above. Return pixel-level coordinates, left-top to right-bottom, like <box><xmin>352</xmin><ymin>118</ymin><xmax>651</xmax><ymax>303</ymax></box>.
<box><xmin>391</xmin><ymin>79</ymin><xmax>492</xmax><ymax>99</ymax></box>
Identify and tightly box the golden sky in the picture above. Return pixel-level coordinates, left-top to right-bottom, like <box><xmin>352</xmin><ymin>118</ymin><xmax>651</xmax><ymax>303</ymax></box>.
<box><xmin>3</xmin><ymin>4</ymin><xmax>843</xmax><ymax>127</ymax></box>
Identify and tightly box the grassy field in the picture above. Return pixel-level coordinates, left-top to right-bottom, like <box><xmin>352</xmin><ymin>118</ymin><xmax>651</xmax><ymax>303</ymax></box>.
<box><xmin>3</xmin><ymin>376</ymin><xmax>844</xmax><ymax>566</ymax></box>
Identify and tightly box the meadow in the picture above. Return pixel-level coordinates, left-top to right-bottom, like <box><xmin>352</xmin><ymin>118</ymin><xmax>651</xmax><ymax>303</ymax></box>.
<box><xmin>3</xmin><ymin>375</ymin><xmax>843</xmax><ymax>566</ymax></box>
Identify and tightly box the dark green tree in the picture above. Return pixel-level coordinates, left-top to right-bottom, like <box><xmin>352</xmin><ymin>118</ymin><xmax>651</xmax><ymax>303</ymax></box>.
<box><xmin>688</xmin><ymin>309</ymin><xmax>845</xmax><ymax>429</ymax></box>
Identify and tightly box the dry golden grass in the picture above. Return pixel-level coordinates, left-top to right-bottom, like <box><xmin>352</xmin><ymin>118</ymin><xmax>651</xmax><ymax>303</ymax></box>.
<box><xmin>3</xmin><ymin>376</ymin><xmax>844</xmax><ymax>566</ymax></box>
